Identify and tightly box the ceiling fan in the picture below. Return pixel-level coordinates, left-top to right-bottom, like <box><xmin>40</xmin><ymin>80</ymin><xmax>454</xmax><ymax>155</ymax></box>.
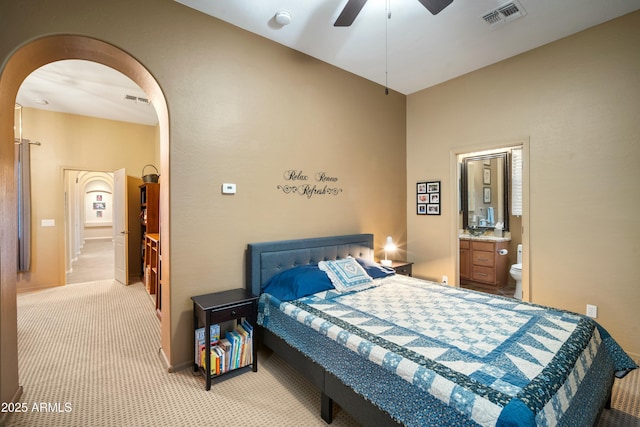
<box><xmin>334</xmin><ymin>0</ymin><xmax>454</xmax><ymax>26</ymax></box>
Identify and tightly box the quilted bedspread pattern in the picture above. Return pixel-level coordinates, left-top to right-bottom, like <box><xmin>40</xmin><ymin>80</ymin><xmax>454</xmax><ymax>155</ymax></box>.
<box><xmin>259</xmin><ymin>275</ymin><xmax>636</xmax><ymax>426</ymax></box>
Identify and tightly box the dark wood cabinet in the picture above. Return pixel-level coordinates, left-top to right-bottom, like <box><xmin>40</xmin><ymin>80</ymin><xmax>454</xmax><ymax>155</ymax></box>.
<box><xmin>389</xmin><ymin>260</ymin><xmax>413</xmax><ymax>277</ymax></box>
<box><xmin>460</xmin><ymin>239</ymin><xmax>509</xmax><ymax>294</ymax></box>
<box><xmin>191</xmin><ymin>289</ymin><xmax>258</xmax><ymax>391</ymax></box>
<box><xmin>460</xmin><ymin>240</ymin><xmax>471</xmax><ymax>280</ymax></box>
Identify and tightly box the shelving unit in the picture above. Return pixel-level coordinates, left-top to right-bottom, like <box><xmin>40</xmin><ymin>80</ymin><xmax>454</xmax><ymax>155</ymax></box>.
<box><xmin>156</xmin><ymin>244</ymin><xmax>162</xmax><ymax>319</ymax></box>
<box><xmin>139</xmin><ymin>182</ymin><xmax>159</xmax><ymax>296</ymax></box>
<box><xmin>191</xmin><ymin>289</ymin><xmax>258</xmax><ymax>390</ymax></box>
<box><xmin>144</xmin><ymin>233</ymin><xmax>159</xmax><ymax>295</ymax></box>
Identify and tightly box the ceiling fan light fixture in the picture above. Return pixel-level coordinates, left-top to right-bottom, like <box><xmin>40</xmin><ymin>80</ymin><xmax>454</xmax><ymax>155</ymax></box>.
<box><xmin>334</xmin><ymin>0</ymin><xmax>367</xmax><ymax>27</ymax></box>
<box><xmin>418</xmin><ymin>0</ymin><xmax>454</xmax><ymax>16</ymax></box>
<box><xmin>335</xmin><ymin>0</ymin><xmax>453</xmax><ymax>27</ymax></box>
<box><xmin>275</xmin><ymin>10</ymin><xmax>292</xmax><ymax>26</ymax></box>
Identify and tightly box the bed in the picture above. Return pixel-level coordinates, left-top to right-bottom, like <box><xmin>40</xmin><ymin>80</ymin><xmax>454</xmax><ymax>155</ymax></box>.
<box><xmin>246</xmin><ymin>234</ymin><xmax>637</xmax><ymax>426</ymax></box>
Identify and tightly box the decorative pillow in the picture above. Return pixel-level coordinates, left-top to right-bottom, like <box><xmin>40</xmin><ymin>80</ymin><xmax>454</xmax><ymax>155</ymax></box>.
<box><xmin>318</xmin><ymin>257</ymin><xmax>374</xmax><ymax>293</ymax></box>
<box><xmin>261</xmin><ymin>264</ymin><xmax>334</xmax><ymax>301</ymax></box>
<box><xmin>355</xmin><ymin>257</ymin><xmax>396</xmax><ymax>279</ymax></box>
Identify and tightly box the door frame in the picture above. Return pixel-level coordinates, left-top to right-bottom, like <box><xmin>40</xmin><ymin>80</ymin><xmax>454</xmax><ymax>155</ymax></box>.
<box><xmin>64</xmin><ymin>169</ymin><xmax>116</xmax><ymax>282</ymax></box>
<box><xmin>0</xmin><ymin>35</ymin><xmax>172</xmax><ymax>408</ymax></box>
<box><xmin>449</xmin><ymin>138</ymin><xmax>530</xmax><ymax>300</ymax></box>
<box><xmin>112</xmin><ymin>168</ymin><xmax>128</xmax><ymax>285</ymax></box>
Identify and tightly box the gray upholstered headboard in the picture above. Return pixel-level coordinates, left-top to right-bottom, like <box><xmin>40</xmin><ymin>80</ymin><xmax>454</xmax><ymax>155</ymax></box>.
<box><xmin>246</xmin><ymin>234</ymin><xmax>374</xmax><ymax>296</ymax></box>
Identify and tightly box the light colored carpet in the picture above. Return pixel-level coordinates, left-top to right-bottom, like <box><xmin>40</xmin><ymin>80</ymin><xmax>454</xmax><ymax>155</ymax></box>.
<box><xmin>66</xmin><ymin>240</ymin><xmax>114</xmax><ymax>284</ymax></box>
<box><xmin>10</xmin><ymin>279</ymin><xmax>639</xmax><ymax>426</ymax></box>
<box><xmin>12</xmin><ymin>280</ymin><xmax>358</xmax><ymax>427</ymax></box>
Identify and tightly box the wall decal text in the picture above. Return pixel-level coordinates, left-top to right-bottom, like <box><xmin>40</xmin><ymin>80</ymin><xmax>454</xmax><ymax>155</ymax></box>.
<box><xmin>278</xmin><ymin>170</ymin><xmax>343</xmax><ymax>199</ymax></box>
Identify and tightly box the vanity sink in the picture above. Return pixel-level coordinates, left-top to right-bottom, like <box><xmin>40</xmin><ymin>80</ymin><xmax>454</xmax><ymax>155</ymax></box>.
<box><xmin>459</xmin><ymin>234</ymin><xmax>511</xmax><ymax>242</ymax></box>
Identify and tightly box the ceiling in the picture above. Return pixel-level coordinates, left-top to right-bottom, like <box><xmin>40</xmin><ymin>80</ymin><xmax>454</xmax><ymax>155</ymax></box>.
<box><xmin>15</xmin><ymin>0</ymin><xmax>639</xmax><ymax>126</ymax></box>
<box><xmin>175</xmin><ymin>0</ymin><xmax>639</xmax><ymax>94</ymax></box>
<box><xmin>16</xmin><ymin>60</ymin><xmax>158</xmax><ymax>126</ymax></box>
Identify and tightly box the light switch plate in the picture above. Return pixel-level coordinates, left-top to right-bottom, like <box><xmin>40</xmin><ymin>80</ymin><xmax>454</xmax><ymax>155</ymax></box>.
<box><xmin>41</xmin><ymin>219</ymin><xmax>55</xmax><ymax>227</ymax></box>
<box><xmin>222</xmin><ymin>183</ymin><xmax>236</xmax><ymax>194</ymax></box>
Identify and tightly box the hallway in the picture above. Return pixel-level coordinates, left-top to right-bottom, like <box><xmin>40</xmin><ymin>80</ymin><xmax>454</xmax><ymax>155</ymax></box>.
<box><xmin>66</xmin><ymin>239</ymin><xmax>114</xmax><ymax>284</ymax></box>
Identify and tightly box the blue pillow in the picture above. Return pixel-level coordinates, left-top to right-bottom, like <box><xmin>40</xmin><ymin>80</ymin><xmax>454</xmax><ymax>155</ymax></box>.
<box><xmin>318</xmin><ymin>258</ymin><xmax>374</xmax><ymax>293</ymax></box>
<box><xmin>355</xmin><ymin>257</ymin><xmax>396</xmax><ymax>279</ymax></box>
<box><xmin>261</xmin><ymin>264</ymin><xmax>334</xmax><ymax>301</ymax></box>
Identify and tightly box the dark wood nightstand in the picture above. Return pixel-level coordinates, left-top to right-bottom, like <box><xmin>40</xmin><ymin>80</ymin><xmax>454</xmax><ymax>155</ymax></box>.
<box><xmin>389</xmin><ymin>260</ymin><xmax>413</xmax><ymax>277</ymax></box>
<box><xmin>191</xmin><ymin>288</ymin><xmax>258</xmax><ymax>390</ymax></box>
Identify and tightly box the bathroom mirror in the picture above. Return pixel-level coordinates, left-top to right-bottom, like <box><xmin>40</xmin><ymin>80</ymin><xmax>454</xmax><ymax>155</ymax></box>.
<box><xmin>461</xmin><ymin>152</ymin><xmax>509</xmax><ymax>231</ymax></box>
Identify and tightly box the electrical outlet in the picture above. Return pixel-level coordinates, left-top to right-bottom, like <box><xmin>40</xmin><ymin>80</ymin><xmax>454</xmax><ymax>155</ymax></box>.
<box><xmin>586</xmin><ymin>304</ymin><xmax>598</xmax><ymax>318</ymax></box>
<box><xmin>442</xmin><ymin>275</ymin><xmax>448</xmax><ymax>285</ymax></box>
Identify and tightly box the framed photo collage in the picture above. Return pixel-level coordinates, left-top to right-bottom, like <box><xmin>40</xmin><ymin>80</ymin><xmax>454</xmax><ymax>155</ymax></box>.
<box><xmin>417</xmin><ymin>181</ymin><xmax>440</xmax><ymax>215</ymax></box>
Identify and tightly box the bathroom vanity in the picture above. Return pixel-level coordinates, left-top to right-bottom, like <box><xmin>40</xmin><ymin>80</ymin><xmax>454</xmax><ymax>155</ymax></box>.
<box><xmin>460</xmin><ymin>235</ymin><xmax>510</xmax><ymax>294</ymax></box>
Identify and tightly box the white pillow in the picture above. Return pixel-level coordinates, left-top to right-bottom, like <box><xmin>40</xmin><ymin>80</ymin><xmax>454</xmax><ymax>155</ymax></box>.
<box><xmin>318</xmin><ymin>257</ymin><xmax>373</xmax><ymax>293</ymax></box>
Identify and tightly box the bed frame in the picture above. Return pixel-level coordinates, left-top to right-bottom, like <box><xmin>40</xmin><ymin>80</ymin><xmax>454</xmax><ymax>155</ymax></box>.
<box><xmin>247</xmin><ymin>234</ymin><xmax>616</xmax><ymax>426</ymax></box>
<box><xmin>247</xmin><ymin>234</ymin><xmax>400</xmax><ymax>425</ymax></box>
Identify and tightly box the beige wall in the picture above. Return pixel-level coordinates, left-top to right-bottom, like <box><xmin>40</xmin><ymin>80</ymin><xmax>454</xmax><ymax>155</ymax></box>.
<box><xmin>2</xmin><ymin>2</ymin><xmax>635</xmax><ymax>411</ymax></box>
<box><xmin>407</xmin><ymin>11</ymin><xmax>640</xmax><ymax>357</ymax></box>
<box><xmin>0</xmin><ymin>0</ymin><xmax>407</xmax><ymax>396</ymax></box>
<box><xmin>16</xmin><ymin>108</ymin><xmax>157</xmax><ymax>291</ymax></box>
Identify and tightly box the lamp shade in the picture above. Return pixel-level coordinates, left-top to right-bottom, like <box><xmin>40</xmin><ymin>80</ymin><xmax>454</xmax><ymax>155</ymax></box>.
<box><xmin>384</xmin><ymin>236</ymin><xmax>396</xmax><ymax>251</ymax></box>
<box><xmin>381</xmin><ymin>236</ymin><xmax>396</xmax><ymax>266</ymax></box>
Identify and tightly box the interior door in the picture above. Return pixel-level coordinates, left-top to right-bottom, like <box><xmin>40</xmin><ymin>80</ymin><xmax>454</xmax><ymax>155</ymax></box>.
<box><xmin>113</xmin><ymin>168</ymin><xmax>128</xmax><ymax>285</ymax></box>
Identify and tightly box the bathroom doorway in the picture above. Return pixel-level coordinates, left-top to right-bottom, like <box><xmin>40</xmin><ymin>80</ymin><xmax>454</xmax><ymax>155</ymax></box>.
<box><xmin>452</xmin><ymin>140</ymin><xmax>530</xmax><ymax>300</ymax></box>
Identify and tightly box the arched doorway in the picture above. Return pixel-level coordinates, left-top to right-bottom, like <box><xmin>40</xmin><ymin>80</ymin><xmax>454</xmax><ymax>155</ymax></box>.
<box><xmin>66</xmin><ymin>170</ymin><xmax>115</xmax><ymax>284</ymax></box>
<box><xmin>0</xmin><ymin>35</ymin><xmax>171</xmax><ymax>406</ymax></box>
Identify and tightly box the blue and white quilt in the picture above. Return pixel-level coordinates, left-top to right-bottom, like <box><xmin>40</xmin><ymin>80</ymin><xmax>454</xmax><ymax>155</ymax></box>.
<box><xmin>259</xmin><ymin>275</ymin><xmax>637</xmax><ymax>427</ymax></box>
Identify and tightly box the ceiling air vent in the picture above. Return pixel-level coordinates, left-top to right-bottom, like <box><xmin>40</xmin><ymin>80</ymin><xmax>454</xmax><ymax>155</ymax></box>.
<box><xmin>482</xmin><ymin>1</ymin><xmax>526</xmax><ymax>27</ymax></box>
<box><xmin>498</xmin><ymin>3</ymin><xmax>522</xmax><ymax>18</ymax></box>
<box><xmin>123</xmin><ymin>94</ymin><xmax>151</xmax><ymax>105</ymax></box>
<box><xmin>482</xmin><ymin>10</ymin><xmax>502</xmax><ymax>25</ymax></box>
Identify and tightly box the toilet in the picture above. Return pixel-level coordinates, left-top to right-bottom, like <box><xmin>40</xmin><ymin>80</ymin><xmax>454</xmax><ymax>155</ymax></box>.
<box><xmin>510</xmin><ymin>244</ymin><xmax>523</xmax><ymax>299</ymax></box>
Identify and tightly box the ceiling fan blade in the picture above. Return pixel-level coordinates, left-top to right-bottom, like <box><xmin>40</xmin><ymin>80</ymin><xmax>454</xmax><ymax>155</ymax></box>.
<box><xmin>334</xmin><ymin>0</ymin><xmax>368</xmax><ymax>27</ymax></box>
<box><xmin>417</xmin><ymin>0</ymin><xmax>454</xmax><ymax>15</ymax></box>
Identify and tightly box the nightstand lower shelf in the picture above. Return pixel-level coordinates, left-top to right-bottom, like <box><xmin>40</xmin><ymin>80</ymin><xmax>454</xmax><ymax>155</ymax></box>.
<box><xmin>191</xmin><ymin>288</ymin><xmax>258</xmax><ymax>390</ymax></box>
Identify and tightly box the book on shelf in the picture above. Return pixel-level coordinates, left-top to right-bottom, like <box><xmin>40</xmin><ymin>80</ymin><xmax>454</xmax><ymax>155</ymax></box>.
<box><xmin>241</xmin><ymin>319</ymin><xmax>253</xmax><ymax>366</ymax></box>
<box><xmin>236</xmin><ymin>324</ymin><xmax>250</xmax><ymax>367</ymax></box>
<box><xmin>198</xmin><ymin>320</ymin><xmax>254</xmax><ymax>376</ymax></box>
<box><xmin>194</xmin><ymin>324</ymin><xmax>220</xmax><ymax>366</ymax></box>
<box><xmin>225</xmin><ymin>330</ymin><xmax>240</xmax><ymax>371</ymax></box>
<box><xmin>218</xmin><ymin>338</ymin><xmax>232</xmax><ymax>373</ymax></box>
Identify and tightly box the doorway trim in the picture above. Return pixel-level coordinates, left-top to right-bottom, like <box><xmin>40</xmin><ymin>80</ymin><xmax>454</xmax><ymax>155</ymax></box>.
<box><xmin>0</xmin><ymin>35</ymin><xmax>172</xmax><ymax>408</ymax></box>
<box><xmin>449</xmin><ymin>138</ymin><xmax>530</xmax><ymax>300</ymax></box>
<box><xmin>64</xmin><ymin>169</ymin><xmax>115</xmax><ymax>280</ymax></box>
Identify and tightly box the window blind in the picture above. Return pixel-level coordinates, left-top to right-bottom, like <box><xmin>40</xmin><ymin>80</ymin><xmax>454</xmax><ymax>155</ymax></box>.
<box><xmin>511</xmin><ymin>147</ymin><xmax>523</xmax><ymax>216</ymax></box>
